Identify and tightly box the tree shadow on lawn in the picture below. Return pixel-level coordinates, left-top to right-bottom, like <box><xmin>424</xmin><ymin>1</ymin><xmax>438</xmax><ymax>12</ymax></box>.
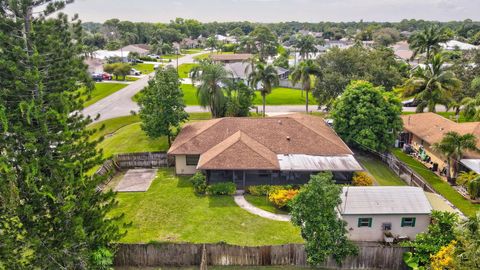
<box><xmin>176</xmin><ymin>177</ymin><xmax>192</xmax><ymax>188</ymax></box>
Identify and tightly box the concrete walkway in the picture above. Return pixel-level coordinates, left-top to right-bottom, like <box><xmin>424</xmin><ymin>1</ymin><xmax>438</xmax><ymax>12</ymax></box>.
<box><xmin>233</xmin><ymin>194</ymin><xmax>291</xmax><ymax>222</ymax></box>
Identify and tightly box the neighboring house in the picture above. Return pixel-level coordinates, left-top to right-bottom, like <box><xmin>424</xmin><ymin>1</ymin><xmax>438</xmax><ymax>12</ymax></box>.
<box><xmin>211</xmin><ymin>53</ymin><xmax>253</xmax><ymax>63</ymax></box>
<box><xmin>399</xmin><ymin>113</ymin><xmax>480</xmax><ymax>174</ymax></box>
<box><xmin>215</xmin><ymin>34</ymin><xmax>238</xmax><ymax>44</ymax></box>
<box><xmin>181</xmin><ymin>38</ymin><xmax>200</xmax><ymax>49</ymax></box>
<box><xmin>120</xmin><ymin>44</ymin><xmax>151</xmax><ymax>56</ymax></box>
<box><xmin>391</xmin><ymin>41</ymin><xmax>414</xmax><ymax>62</ymax></box>
<box><xmin>440</xmin><ymin>40</ymin><xmax>478</xmax><ymax>51</ymax></box>
<box><xmin>340</xmin><ymin>186</ymin><xmax>433</xmax><ymax>242</ymax></box>
<box><xmin>224</xmin><ymin>62</ymin><xmax>290</xmax><ymax>82</ymax></box>
<box><xmin>167</xmin><ymin>114</ymin><xmax>363</xmax><ymax>189</ymax></box>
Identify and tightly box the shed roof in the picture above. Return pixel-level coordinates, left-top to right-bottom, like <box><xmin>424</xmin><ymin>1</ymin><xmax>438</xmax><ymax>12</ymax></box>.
<box><xmin>278</xmin><ymin>154</ymin><xmax>363</xmax><ymax>171</ymax></box>
<box><xmin>339</xmin><ymin>187</ymin><xmax>432</xmax><ymax>215</ymax></box>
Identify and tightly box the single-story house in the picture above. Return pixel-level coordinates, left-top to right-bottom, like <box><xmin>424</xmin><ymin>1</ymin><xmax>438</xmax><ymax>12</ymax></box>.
<box><xmin>167</xmin><ymin>114</ymin><xmax>363</xmax><ymax>188</ymax></box>
<box><xmin>340</xmin><ymin>186</ymin><xmax>433</xmax><ymax>242</ymax></box>
<box><xmin>120</xmin><ymin>44</ymin><xmax>151</xmax><ymax>56</ymax></box>
<box><xmin>391</xmin><ymin>41</ymin><xmax>414</xmax><ymax>62</ymax></box>
<box><xmin>224</xmin><ymin>62</ymin><xmax>290</xmax><ymax>82</ymax></box>
<box><xmin>399</xmin><ymin>113</ymin><xmax>480</xmax><ymax>174</ymax></box>
<box><xmin>440</xmin><ymin>40</ymin><xmax>478</xmax><ymax>51</ymax></box>
<box><xmin>211</xmin><ymin>53</ymin><xmax>253</xmax><ymax>63</ymax></box>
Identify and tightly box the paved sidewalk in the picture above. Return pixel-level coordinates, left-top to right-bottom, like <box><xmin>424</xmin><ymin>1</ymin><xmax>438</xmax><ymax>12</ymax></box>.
<box><xmin>233</xmin><ymin>194</ymin><xmax>291</xmax><ymax>222</ymax></box>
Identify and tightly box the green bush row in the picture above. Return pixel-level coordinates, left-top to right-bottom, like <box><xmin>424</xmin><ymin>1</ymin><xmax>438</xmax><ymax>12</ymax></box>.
<box><xmin>207</xmin><ymin>182</ymin><xmax>236</xmax><ymax>195</ymax></box>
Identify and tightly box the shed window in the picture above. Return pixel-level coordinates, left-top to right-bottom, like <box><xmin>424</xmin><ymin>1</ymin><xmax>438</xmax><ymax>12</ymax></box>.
<box><xmin>358</xmin><ymin>218</ymin><xmax>372</xmax><ymax>228</ymax></box>
<box><xmin>401</xmin><ymin>217</ymin><xmax>416</xmax><ymax>227</ymax></box>
<box><xmin>185</xmin><ymin>155</ymin><xmax>200</xmax><ymax>166</ymax></box>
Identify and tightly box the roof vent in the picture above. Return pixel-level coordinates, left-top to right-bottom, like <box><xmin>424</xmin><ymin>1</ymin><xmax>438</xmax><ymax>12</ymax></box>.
<box><xmin>278</xmin><ymin>120</ymin><xmax>282</xmax><ymax>125</ymax></box>
<box><xmin>286</xmin><ymin>136</ymin><xmax>291</xmax><ymax>141</ymax></box>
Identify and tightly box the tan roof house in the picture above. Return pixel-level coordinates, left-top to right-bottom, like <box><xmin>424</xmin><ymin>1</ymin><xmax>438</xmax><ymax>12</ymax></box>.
<box><xmin>211</xmin><ymin>53</ymin><xmax>253</xmax><ymax>63</ymax></box>
<box><xmin>168</xmin><ymin>114</ymin><xmax>363</xmax><ymax>188</ymax></box>
<box><xmin>400</xmin><ymin>113</ymin><xmax>480</xmax><ymax>173</ymax></box>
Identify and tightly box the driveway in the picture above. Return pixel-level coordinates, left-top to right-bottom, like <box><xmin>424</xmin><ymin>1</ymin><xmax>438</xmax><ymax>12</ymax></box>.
<box><xmin>82</xmin><ymin>51</ymin><xmax>207</xmax><ymax>123</ymax></box>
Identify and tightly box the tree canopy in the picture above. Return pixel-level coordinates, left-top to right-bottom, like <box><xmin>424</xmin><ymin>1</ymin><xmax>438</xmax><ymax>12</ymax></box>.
<box><xmin>331</xmin><ymin>80</ymin><xmax>403</xmax><ymax>152</ymax></box>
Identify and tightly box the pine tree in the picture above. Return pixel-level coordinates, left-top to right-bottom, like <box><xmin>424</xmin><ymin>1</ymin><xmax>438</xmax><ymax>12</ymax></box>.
<box><xmin>0</xmin><ymin>1</ymin><xmax>123</xmax><ymax>268</ymax></box>
<box><xmin>139</xmin><ymin>66</ymin><xmax>188</xmax><ymax>146</ymax></box>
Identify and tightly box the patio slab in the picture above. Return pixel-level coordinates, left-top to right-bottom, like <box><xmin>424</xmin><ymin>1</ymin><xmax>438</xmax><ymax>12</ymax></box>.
<box><xmin>115</xmin><ymin>169</ymin><xmax>158</xmax><ymax>192</ymax></box>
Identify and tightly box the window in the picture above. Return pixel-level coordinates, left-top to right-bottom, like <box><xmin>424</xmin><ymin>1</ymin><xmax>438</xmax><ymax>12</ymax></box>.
<box><xmin>382</xmin><ymin>223</ymin><xmax>392</xmax><ymax>231</ymax></box>
<box><xmin>185</xmin><ymin>155</ymin><xmax>200</xmax><ymax>166</ymax></box>
<box><xmin>358</xmin><ymin>218</ymin><xmax>373</xmax><ymax>228</ymax></box>
<box><xmin>401</xmin><ymin>217</ymin><xmax>416</xmax><ymax>227</ymax></box>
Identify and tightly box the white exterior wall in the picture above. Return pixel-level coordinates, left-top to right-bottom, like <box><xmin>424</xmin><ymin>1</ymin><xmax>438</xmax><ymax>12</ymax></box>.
<box><xmin>342</xmin><ymin>214</ymin><xmax>431</xmax><ymax>242</ymax></box>
<box><xmin>175</xmin><ymin>155</ymin><xmax>198</xmax><ymax>175</ymax></box>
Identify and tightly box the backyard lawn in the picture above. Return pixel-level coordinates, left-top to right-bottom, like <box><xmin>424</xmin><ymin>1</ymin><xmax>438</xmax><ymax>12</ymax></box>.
<box><xmin>161</xmin><ymin>54</ymin><xmax>184</xmax><ymax>60</ymax></box>
<box><xmin>111</xmin><ymin>169</ymin><xmax>302</xmax><ymax>245</ymax></box>
<box><xmin>178</xmin><ymin>63</ymin><xmax>198</xmax><ymax>78</ymax></box>
<box><xmin>80</xmin><ymin>83</ymin><xmax>127</xmax><ymax>107</ymax></box>
<box><xmin>392</xmin><ymin>149</ymin><xmax>480</xmax><ymax>216</ymax></box>
<box><xmin>356</xmin><ymin>154</ymin><xmax>406</xmax><ymax>186</ymax></box>
<box><xmin>244</xmin><ymin>195</ymin><xmax>289</xmax><ymax>215</ymax></box>
<box><xmin>182</xmin><ymin>49</ymin><xmax>203</xmax><ymax>54</ymax></box>
<box><xmin>132</xmin><ymin>63</ymin><xmax>155</xmax><ymax>74</ymax></box>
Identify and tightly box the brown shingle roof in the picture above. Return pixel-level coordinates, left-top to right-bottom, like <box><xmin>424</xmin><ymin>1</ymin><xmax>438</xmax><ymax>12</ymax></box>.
<box><xmin>211</xmin><ymin>53</ymin><xmax>253</xmax><ymax>62</ymax></box>
<box><xmin>197</xmin><ymin>131</ymin><xmax>279</xmax><ymax>170</ymax></box>
<box><xmin>168</xmin><ymin>114</ymin><xmax>353</xmax><ymax>158</ymax></box>
<box><xmin>402</xmin><ymin>113</ymin><xmax>480</xmax><ymax>158</ymax></box>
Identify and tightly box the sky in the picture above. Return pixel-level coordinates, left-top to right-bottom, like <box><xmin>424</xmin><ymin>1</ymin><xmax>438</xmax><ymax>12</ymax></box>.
<box><xmin>61</xmin><ymin>0</ymin><xmax>480</xmax><ymax>23</ymax></box>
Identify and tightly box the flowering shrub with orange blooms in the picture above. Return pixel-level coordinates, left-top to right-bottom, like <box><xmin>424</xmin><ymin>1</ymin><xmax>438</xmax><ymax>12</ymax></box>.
<box><xmin>430</xmin><ymin>240</ymin><xmax>456</xmax><ymax>270</ymax></box>
<box><xmin>268</xmin><ymin>189</ymin><xmax>299</xmax><ymax>209</ymax></box>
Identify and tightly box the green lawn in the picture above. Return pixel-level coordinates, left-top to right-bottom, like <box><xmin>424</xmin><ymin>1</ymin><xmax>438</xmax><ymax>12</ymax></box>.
<box><xmin>111</xmin><ymin>169</ymin><xmax>302</xmax><ymax>245</ymax></box>
<box><xmin>178</xmin><ymin>63</ymin><xmax>198</xmax><ymax>78</ymax></box>
<box><xmin>181</xmin><ymin>49</ymin><xmax>203</xmax><ymax>54</ymax></box>
<box><xmin>112</xmin><ymin>76</ymin><xmax>140</xmax><ymax>82</ymax></box>
<box><xmin>80</xmin><ymin>83</ymin><xmax>127</xmax><ymax>107</ymax></box>
<box><xmin>89</xmin><ymin>113</ymin><xmax>211</xmax><ymax>158</ymax></box>
<box><xmin>132</xmin><ymin>63</ymin><xmax>155</xmax><ymax>74</ymax></box>
<box><xmin>356</xmin><ymin>154</ymin><xmax>406</xmax><ymax>186</ymax></box>
<box><xmin>244</xmin><ymin>195</ymin><xmax>289</xmax><ymax>215</ymax></box>
<box><xmin>392</xmin><ymin>149</ymin><xmax>480</xmax><ymax>217</ymax></box>
<box><xmin>161</xmin><ymin>54</ymin><xmax>184</xmax><ymax>60</ymax></box>
<box><xmin>253</xmin><ymin>88</ymin><xmax>316</xmax><ymax>106</ymax></box>
<box><xmin>401</xmin><ymin>111</ymin><xmax>469</xmax><ymax>123</ymax></box>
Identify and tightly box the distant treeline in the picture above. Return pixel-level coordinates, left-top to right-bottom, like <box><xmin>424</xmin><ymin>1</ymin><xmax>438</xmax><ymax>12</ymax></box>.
<box><xmin>81</xmin><ymin>18</ymin><xmax>480</xmax><ymax>50</ymax></box>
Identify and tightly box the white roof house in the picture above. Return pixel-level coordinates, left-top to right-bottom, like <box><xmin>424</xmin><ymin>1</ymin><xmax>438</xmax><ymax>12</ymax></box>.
<box><xmin>339</xmin><ymin>186</ymin><xmax>433</xmax><ymax>242</ymax></box>
<box><xmin>340</xmin><ymin>186</ymin><xmax>432</xmax><ymax>215</ymax></box>
<box><xmin>440</xmin><ymin>40</ymin><xmax>478</xmax><ymax>51</ymax></box>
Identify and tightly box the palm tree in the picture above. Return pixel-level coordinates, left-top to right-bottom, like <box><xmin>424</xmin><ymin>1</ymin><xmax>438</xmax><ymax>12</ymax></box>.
<box><xmin>191</xmin><ymin>60</ymin><xmax>231</xmax><ymax>118</ymax></box>
<box><xmin>402</xmin><ymin>54</ymin><xmax>461</xmax><ymax>112</ymax></box>
<box><xmin>290</xmin><ymin>60</ymin><xmax>320</xmax><ymax>113</ymax></box>
<box><xmin>294</xmin><ymin>34</ymin><xmax>318</xmax><ymax>60</ymax></box>
<box><xmin>432</xmin><ymin>131</ymin><xmax>479</xmax><ymax>181</ymax></box>
<box><xmin>247</xmin><ymin>62</ymin><xmax>279</xmax><ymax>117</ymax></box>
<box><xmin>461</xmin><ymin>94</ymin><xmax>480</xmax><ymax>120</ymax></box>
<box><xmin>409</xmin><ymin>25</ymin><xmax>448</xmax><ymax>61</ymax></box>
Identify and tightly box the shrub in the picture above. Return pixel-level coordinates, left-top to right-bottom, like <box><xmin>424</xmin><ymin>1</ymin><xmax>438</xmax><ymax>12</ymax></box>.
<box><xmin>467</xmin><ymin>178</ymin><xmax>480</xmax><ymax>199</ymax></box>
<box><xmin>190</xmin><ymin>172</ymin><xmax>207</xmax><ymax>194</ymax></box>
<box><xmin>268</xmin><ymin>189</ymin><xmax>299</xmax><ymax>209</ymax></box>
<box><xmin>352</xmin><ymin>172</ymin><xmax>374</xmax><ymax>186</ymax></box>
<box><xmin>207</xmin><ymin>182</ymin><xmax>236</xmax><ymax>195</ymax></box>
<box><xmin>247</xmin><ymin>185</ymin><xmax>296</xmax><ymax>196</ymax></box>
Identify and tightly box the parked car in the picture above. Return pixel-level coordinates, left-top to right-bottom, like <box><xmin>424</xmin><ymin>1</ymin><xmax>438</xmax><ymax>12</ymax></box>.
<box><xmin>102</xmin><ymin>72</ymin><xmax>112</xmax><ymax>80</ymax></box>
<box><xmin>130</xmin><ymin>68</ymin><xmax>141</xmax><ymax>76</ymax></box>
<box><xmin>148</xmin><ymin>54</ymin><xmax>160</xmax><ymax>59</ymax></box>
<box><xmin>91</xmin><ymin>73</ymin><xmax>103</xmax><ymax>82</ymax></box>
<box><xmin>129</xmin><ymin>58</ymin><xmax>144</xmax><ymax>64</ymax></box>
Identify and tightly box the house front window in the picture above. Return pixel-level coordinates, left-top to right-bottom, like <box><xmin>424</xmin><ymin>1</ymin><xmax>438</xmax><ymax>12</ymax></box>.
<box><xmin>358</xmin><ymin>217</ymin><xmax>373</xmax><ymax>228</ymax></box>
<box><xmin>401</xmin><ymin>217</ymin><xmax>416</xmax><ymax>227</ymax></box>
<box><xmin>186</xmin><ymin>155</ymin><xmax>200</xmax><ymax>166</ymax></box>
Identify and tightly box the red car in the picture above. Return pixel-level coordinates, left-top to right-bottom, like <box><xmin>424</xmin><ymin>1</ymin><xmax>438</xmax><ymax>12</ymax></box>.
<box><xmin>102</xmin><ymin>72</ymin><xmax>113</xmax><ymax>80</ymax></box>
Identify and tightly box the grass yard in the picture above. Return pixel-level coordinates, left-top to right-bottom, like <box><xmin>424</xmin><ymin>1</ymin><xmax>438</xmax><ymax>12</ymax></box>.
<box><xmin>181</xmin><ymin>49</ymin><xmax>203</xmax><ymax>54</ymax></box>
<box><xmin>244</xmin><ymin>195</ymin><xmax>289</xmax><ymax>215</ymax></box>
<box><xmin>80</xmin><ymin>83</ymin><xmax>127</xmax><ymax>107</ymax></box>
<box><xmin>253</xmin><ymin>88</ymin><xmax>316</xmax><ymax>106</ymax></box>
<box><xmin>112</xmin><ymin>76</ymin><xmax>140</xmax><ymax>82</ymax></box>
<box><xmin>401</xmin><ymin>111</ymin><xmax>469</xmax><ymax>123</ymax></box>
<box><xmin>111</xmin><ymin>169</ymin><xmax>302</xmax><ymax>245</ymax></box>
<box><xmin>392</xmin><ymin>149</ymin><xmax>480</xmax><ymax>217</ymax></box>
<box><xmin>132</xmin><ymin>63</ymin><xmax>155</xmax><ymax>74</ymax></box>
<box><xmin>88</xmin><ymin>113</ymin><xmax>211</xmax><ymax>158</ymax></box>
<box><xmin>161</xmin><ymin>54</ymin><xmax>184</xmax><ymax>60</ymax></box>
<box><xmin>194</xmin><ymin>51</ymin><xmax>234</xmax><ymax>61</ymax></box>
<box><xmin>178</xmin><ymin>63</ymin><xmax>198</xmax><ymax>78</ymax></box>
<box><xmin>356</xmin><ymin>154</ymin><xmax>406</xmax><ymax>186</ymax></box>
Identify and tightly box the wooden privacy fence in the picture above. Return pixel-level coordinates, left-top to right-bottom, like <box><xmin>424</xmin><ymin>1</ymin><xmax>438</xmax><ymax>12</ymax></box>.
<box><xmin>114</xmin><ymin>152</ymin><xmax>172</xmax><ymax>169</ymax></box>
<box><xmin>114</xmin><ymin>242</ymin><xmax>410</xmax><ymax>270</ymax></box>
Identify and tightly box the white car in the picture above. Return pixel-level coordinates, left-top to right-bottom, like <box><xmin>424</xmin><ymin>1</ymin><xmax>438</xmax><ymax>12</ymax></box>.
<box><xmin>130</xmin><ymin>68</ymin><xmax>141</xmax><ymax>76</ymax></box>
<box><xmin>147</xmin><ymin>54</ymin><xmax>160</xmax><ymax>59</ymax></box>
